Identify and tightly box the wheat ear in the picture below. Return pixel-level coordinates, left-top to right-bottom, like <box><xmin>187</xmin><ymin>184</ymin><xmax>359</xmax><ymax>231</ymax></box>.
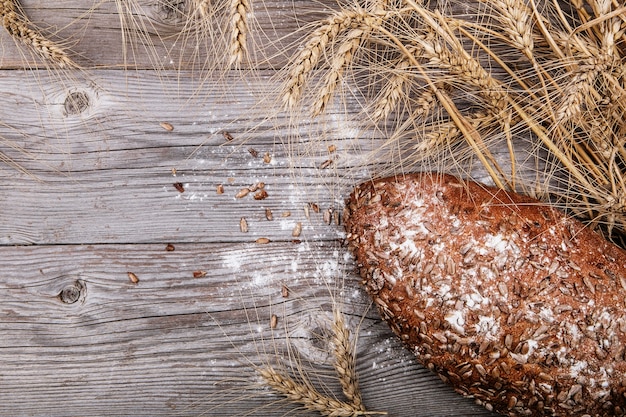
<box><xmin>371</xmin><ymin>59</ymin><xmax>410</xmax><ymax>121</ymax></box>
<box><xmin>420</xmin><ymin>110</ymin><xmax>494</xmax><ymax>152</ymax></box>
<box><xmin>331</xmin><ymin>309</ymin><xmax>364</xmax><ymax>411</ymax></box>
<box><xmin>312</xmin><ymin>28</ymin><xmax>365</xmax><ymax>115</ymax></box>
<box><xmin>413</xmin><ymin>88</ymin><xmax>437</xmax><ymax>117</ymax></box>
<box><xmin>372</xmin><ymin>42</ymin><xmax>437</xmax><ymax>121</ymax></box>
<box><xmin>556</xmin><ymin>56</ymin><xmax>609</xmax><ymax>122</ymax></box>
<box><xmin>194</xmin><ymin>0</ymin><xmax>211</xmax><ymax>19</ymax></box>
<box><xmin>311</xmin><ymin>7</ymin><xmax>397</xmax><ymax>115</ymax></box>
<box><xmin>258</xmin><ymin>366</ymin><xmax>385</xmax><ymax>417</ymax></box>
<box><xmin>420</xmin><ymin>39</ymin><xmax>507</xmax><ymax>109</ymax></box>
<box><xmin>229</xmin><ymin>0</ymin><xmax>250</xmax><ymax>66</ymax></box>
<box><xmin>489</xmin><ymin>0</ymin><xmax>535</xmax><ymax>62</ymax></box>
<box><xmin>282</xmin><ymin>9</ymin><xmax>364</xmax><ymax>108</ymax></box>
<box><xmin>0</xmin><ymin>0</ymin><xmax>77</xmax><ymax>68</ymax></box>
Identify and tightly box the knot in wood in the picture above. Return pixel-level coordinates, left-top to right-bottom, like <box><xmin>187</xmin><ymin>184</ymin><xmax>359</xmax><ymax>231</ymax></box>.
<box><xmin>59</xmin><ymin>280</ymin><xmax>86</xmax><ymax>304</ymax></box>
<box><xmin>154</xmin><ymin>0</ymin><xmax>187</xmax><ymax>26</ymax></box>
<box><xmin>64</xmin><ymin>91</ymin><xmax>90</xmax><ymax>116</ymax></box>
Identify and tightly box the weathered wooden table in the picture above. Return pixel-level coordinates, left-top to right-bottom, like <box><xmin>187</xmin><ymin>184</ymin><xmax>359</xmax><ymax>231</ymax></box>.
<box><xmin>0</xmin><ymin>1</ymin><xmax>496</xmax><ymax>415</ymax></box>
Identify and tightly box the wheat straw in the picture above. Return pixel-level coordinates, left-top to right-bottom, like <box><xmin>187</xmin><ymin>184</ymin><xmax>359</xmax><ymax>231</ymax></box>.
<box><xmin>279</xmin><ymin>0</ymin><xmax>626</xmax><ymax>240</ymax></box>
<box><xmin>191</xmin><ymin>0</ymin><xmax>626</xmax><ymax>242</ymax></box>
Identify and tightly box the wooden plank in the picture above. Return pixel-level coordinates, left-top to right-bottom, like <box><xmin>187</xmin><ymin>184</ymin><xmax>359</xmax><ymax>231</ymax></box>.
<box><xmin>1</xmin><ymin>0</ymin><xmax>332</xmax><ymax>70</ymax></box>
<box><xmin>0</xmin><ymin>69</ymin><xmax>515</xmax><ymax>246</ymax></box>
<box><xmin>0</xmin><ymin>69</ymin><xmax>364</xmax><ymax>245</ymax></box>
<box><xmin>0</xmin><ymin>242</ymin><xmax>493</xmax><ymax>416</ymax></box>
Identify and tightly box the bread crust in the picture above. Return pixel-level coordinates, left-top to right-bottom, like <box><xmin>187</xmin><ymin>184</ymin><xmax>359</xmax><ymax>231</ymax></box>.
<box><xmin>344</xmin><ymin>172</ymin><xmax>626</xmax><ymax>416</ymax></box>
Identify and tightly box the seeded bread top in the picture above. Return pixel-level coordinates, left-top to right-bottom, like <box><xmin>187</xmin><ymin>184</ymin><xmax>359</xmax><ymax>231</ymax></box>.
<box><xmin>345</xmin><ymin>172</ymin><xmax>626</xmax><ymax>416</ymax></box>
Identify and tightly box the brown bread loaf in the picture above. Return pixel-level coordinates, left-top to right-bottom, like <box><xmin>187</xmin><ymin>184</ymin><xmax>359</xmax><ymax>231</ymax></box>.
<box><xmin>344</xmin><ymin>172</ymin><xmax>626</xmax><ymax>416</ymax></box>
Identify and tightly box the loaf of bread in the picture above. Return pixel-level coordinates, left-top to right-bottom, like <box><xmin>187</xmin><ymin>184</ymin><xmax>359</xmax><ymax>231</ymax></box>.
<box><xmin>344</xmin><ymin>172</ymin><xmax>626</xmax><ymax>416</ymax></box>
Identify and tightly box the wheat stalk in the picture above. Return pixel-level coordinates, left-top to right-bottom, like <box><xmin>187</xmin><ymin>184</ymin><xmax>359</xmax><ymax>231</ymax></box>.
<box><xmin>0</xmin><ymin>0</ymin><xmax>77</xmax><ymax>68</ymax></box>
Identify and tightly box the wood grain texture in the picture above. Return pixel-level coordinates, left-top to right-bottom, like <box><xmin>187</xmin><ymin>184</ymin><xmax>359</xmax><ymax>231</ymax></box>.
<box><xmin>0</xmin><ymin>243</ymin><xmax>493</xmax><ymax>416</ymax></box>
<box><xmin>0</xmin><ymin>70</ymin><xmax>357</xmax><ymax>246</ymax></box>
<box><xmin>0</xmin><ymin>2</ymin><xmax>496</xmax><ymax>415</ymax></box>
<box><xmin>1</xmin><ymin>0</ymin><xmax>330</xmax><ymax>70</ymax></box>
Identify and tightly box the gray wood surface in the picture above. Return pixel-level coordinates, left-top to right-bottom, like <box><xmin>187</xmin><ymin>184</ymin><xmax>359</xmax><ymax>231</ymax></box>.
<box><xmin>0</xmin><ymin>2</ymin><xmax>496</xmax><ymax>416</ymax></box>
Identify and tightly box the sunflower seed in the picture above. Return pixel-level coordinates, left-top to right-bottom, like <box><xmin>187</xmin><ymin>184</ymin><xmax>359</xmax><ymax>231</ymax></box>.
<box><xmin>292</xmin><ymin>222</ymin><xmax>302</xmax><ymax>237</ymax></box>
